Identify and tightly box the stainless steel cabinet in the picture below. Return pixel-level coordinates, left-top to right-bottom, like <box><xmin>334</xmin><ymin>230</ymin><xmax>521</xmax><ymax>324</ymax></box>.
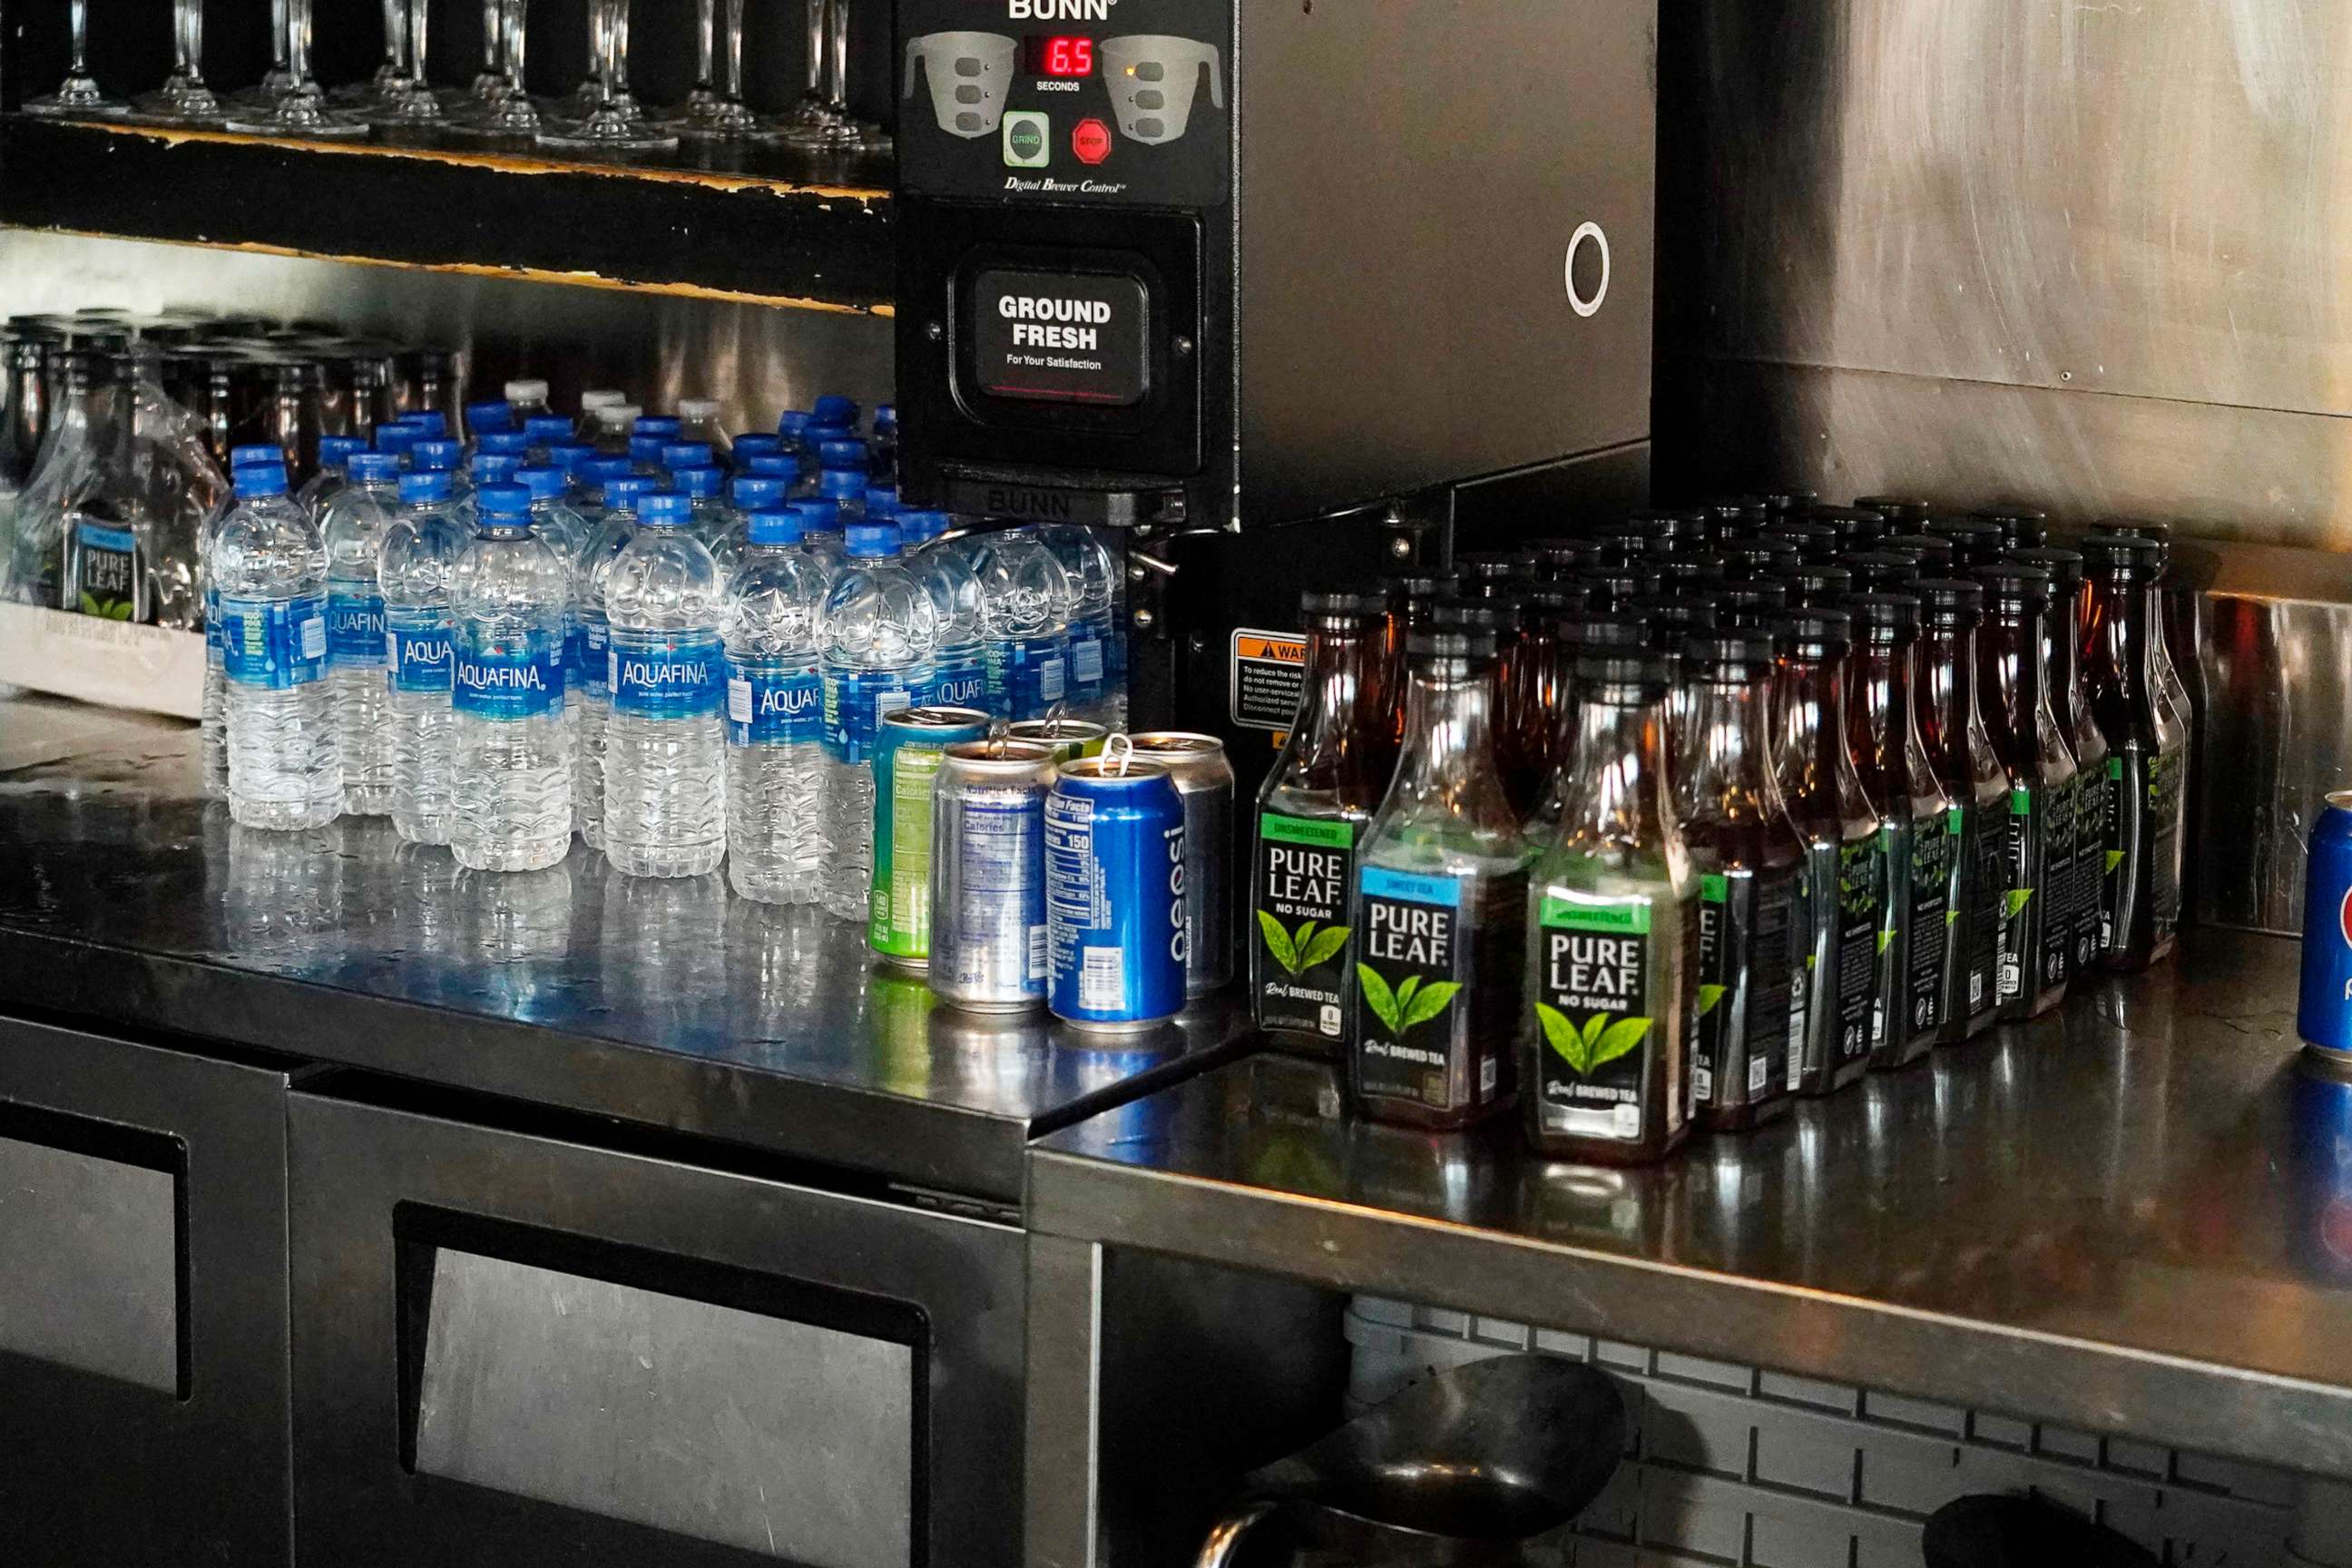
<box><xmin>0</xmin><ymin>1015</ymin><xmax>298</xmax><ymax>1567</ymax></box>
<box><xmin>289</xmin><ymin>1083</ymin><xmax>1024</xmax><ymax>1567</ymax></box>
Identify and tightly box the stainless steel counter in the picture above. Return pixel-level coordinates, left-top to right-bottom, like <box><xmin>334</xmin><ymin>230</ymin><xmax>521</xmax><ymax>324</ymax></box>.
<box><xmin>1031</xmin><ymin>926</ymin><xmax>2352</xmax><ymax>1480</ymax></box>
<box><xmin>0</xmin><ymin>697</ymin><xmax>1243</xmax><ymax>1202</ymax></box>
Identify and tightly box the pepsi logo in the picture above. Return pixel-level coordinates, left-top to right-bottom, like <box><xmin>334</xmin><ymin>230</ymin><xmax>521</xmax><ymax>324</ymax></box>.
<box><xmin>2339</xmin><ymin>885</ymin><xmax>2352</xmax><ymax>948</ymax></box>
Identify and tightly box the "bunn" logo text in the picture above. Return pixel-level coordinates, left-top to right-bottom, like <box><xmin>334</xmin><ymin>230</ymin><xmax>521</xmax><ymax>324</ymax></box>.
<box><xmin>1010</xmin><ymin>0</ymin><xmax>1112</xmax><ymax>18</ymax></box>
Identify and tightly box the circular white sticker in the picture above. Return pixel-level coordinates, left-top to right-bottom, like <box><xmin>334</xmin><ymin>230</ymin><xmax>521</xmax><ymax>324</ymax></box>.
<box><xmin>1564</xmin><ymin>221</ymin><xmax>1611</xmax><ymax>318</ymax></box>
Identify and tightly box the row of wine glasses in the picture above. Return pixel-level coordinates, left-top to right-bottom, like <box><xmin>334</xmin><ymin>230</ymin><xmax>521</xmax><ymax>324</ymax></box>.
<box><xmin>24</xmin><ymin>0</ymin><xmax>887</xmax><ymax>154</ymax></box>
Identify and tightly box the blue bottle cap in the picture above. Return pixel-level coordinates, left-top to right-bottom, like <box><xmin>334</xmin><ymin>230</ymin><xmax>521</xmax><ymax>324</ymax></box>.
<box><xmin>477</xmin><ymin>430</ymin><xmax>531</xmax><ymax>456</ymax></box>
<box><xmin>745</xmin><ymin>507</ymin><xmax>801</xmax><ymax>547</ymax></box>
<box><xmin>516</xmin><ymin>466</ymin><xmax>568</xmax><ymax>501</ymax></box>
<box><xmin>476</xmin><ymin>484</ymin><xmax>531</xmax><ymax>521</ymax></box>
<box><xmin>628</xmin><ymin>436</ymin><xmax>670</xmax><ymax>466</ymax></box>
<box><xmin>874</xmin><ymin>403</ymin><xmax>897</xmax><ymax>431</ymax></box>
<box><xmin>818</xmin><ymin>437</ymin><xmax>868</xmax><ymax>470</ymax></box>
<box><xmin>466</xmin><ymin>399</ymin><xmax>514</xmax><ymax>434</ymax></box>
<box><xmin>897</xmin><ymin>509</ymin><xmax>950</xmax><ymax>544</ymax></box>
<box><xmin>863</xmin><ymin>484</ymin><xmax>900</xmax><ymax>519</ymax></box>
<box><xmin>731</xmin><ymin>433</ymin><xmax>783</xmax><ymax>460</ymax></box>
<box><xmin>819</xmin><ymin>467</ymin><xmax>867</xmax><ymax>501</ymax></box>
<box><xmin>661</xmin><ymin>441</ymin><xmax>715</xmax><ymax>471</ymax></box>
<box><xmin>399</xmin><ymin>410</ymin><xmax>448</xmax><ymax>436</ymax></box>
<box><xmin>730</xmin><ymin>475</ymin><xmax>787</xmax><ymax>509</ymax></box>
<box><xmin>348</xmin><ymin>452</ymin><xmax>401</xmax><ymax>484</ymax></box>
<box><xmin>845</xmin><ymin>521</ymin><xmax>900</xmax><ymax>559</ymax></box>
<box><xmin>639</xmin><ymin>492</ymin><xmax>693</xmax><ymax>526</ymax></box>
<box><xmin>802</xmin><ymin>424</ymin><xmax>854</xmax><ymax>454</ymax></box>
<box><xmin>673</xmin><ymin>466</ymin><xmax>722</xmax><ymax>498</ymax></box>
<box><xmin>582</xmin><ymin>456</ymin><xmax>635</xmax><ymax>485</ymax></box>
<box><xmin>234</xmin><ymin>463</ymin><xmax>289</xmax><ymax>498</ymax></box>
<box><xmin>318</xmin><ymin>434</ymin><xmax>367</xmax><ymax>467</ymax></box>
<box><xmin>230</xmin><ymin>443</ymin><xmax>284</xmax><ymax>471</ymax></box>
<box><xmin>603</xmin><ymin>475</ymin><xmax>658</xmax><ymax>509</ymax></box>
<box><xmin>745</xmin><ymin>453</ymin><xmax>798</xmax><ymax>479</ymax></box>
<box><xmin>413</xmin><ymin>437</ymin><xmax>464</xmax><ymax>472</ymax></box>
<box><xmin>632</xmin><ymin>415</ymin><xmax>681</xmax><ymax>438</ymax></box>
<box><xmin>544</xmin><ymin>441</ymin><xmax>593</xmax><ymax>475</ymax></box>
<box><xmin>375</xmin><ymin>425</ymin><xmax>417</xmax><ymax>457</ymax></box>
<box><xmin>475</xmin><ymin>454</ymin><xmax>522</xmax><ymax>485</ymax></box>
<box><xmin>398</xmin><ymin>470</ymin><xmax>454</xmax><ymax>505</ymax></box>
<box><xmin>524</xmin><ymin>415</ymin><xmax>576</xmax><ymax>442</ymax></box>
<box><xmin>812</xmin><ymin>394</ymin><xmax>860</xmax><ymax>426</ymax></box>
<box><xmin>776</xmin><ymin>409</ymin><xmax>812</xmax><ymax>438</ymax></box>
<box><xmin>790</xmin><ymin>498</ymin><xmax>841</xmax><ymax>531</ymax></box>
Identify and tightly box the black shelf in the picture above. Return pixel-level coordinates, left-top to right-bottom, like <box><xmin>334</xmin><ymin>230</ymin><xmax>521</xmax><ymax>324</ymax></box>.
<box><xmin>0</xmin><ymin>116</ymin><xmax>896</xmax><ymax>314</ymax></box>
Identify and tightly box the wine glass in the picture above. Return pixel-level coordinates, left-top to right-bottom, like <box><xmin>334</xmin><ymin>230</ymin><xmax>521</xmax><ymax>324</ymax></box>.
<box><xmin>775</xmin><ymin>0</ymin><xmax>885</xmax><ymax>152</ymax></box>
<box><xmin>538</xmin><ymin>0</ymin><xmax>676</xmax><ymax>152</ymax></box>
<box><xmin>370</xmin><ymin>0</ymin><xmax>446</xmax><ymax>126</ymax></box>
<box><xmin>680</xmin><ymin>0</ymin><xmax>759</xmax><ymax>140</ymax></box>
<box><xmin>447</xmin><ymin>0</ymin><xmax>541</xmax><ymax>139</ymax></box>
<box><xmin>24</xmin><ymin>0</ymin><xmax>127</xmax><ymax>118</ymax></box>
<box><xmin>226</xmin><ymin>0</ymin><xmax>368</xmax><ymax>138</ymax></box>
<box><xmin>130</xmin><ymin>0</ymin><xmax>225</xmax><ymax>124</ymax></box>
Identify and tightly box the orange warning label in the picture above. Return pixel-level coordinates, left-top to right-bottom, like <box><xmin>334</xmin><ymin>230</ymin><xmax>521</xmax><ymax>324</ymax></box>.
<box><xmin>1230</xmin><ymin>628</ymin><xmax>1308</xmax><ymax>730</ymax></box>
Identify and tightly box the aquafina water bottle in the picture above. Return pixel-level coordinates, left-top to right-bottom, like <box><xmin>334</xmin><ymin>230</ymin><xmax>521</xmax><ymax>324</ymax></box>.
<box><xmin>380</xmin><ymin>468</ymin><xmax>466</xmax><ymax>846</ymax></box>
<box><xmin>722</xmin><ymin>506</ymin><xmax>828</xmax><ymax>903</ymax></box>
<box><xmin>898</xmin><ymin>511</ymin><xmax>986</xmax><ymax>711</ymax></box>
<box><xmin>572</xmin><ymin>473</ymin><xmax>652</xmax><ymax>851</ymax></box>
<box><xmin>216</xmin><ymin>457</ymin><xmax>340</xmax><ymax>830</ymax></box>
<box><xmin>1041</xmin><ymin>524</ymin><xmax>1122</xmax><ymax>727</ymax></box>
<box><xmin>603</xmin><ymin>490</ymin><xmax>727</xmax><ymax>878</ymax></box>
<box><xmin>320</xmin><ymin>450</ymin><xmax>403</xmax><ymax>815</ymax></box>
<box><xmin>819</xmin><ymin>521</ymin><xmax>937</xmax><ymax>920</ymax></box>
<box><xmin>972</xmin><ymin>527</ymin><xmax>1073</xmax><ymax>721</ymax></box>
<box><xmin>451</xmin><ymin>484</ymin><xmax>573</xmax><ymax>873</ymax></box>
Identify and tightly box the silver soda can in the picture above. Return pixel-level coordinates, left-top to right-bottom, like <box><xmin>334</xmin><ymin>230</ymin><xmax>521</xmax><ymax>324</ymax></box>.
<box><xmin>1128</xmin><ymin>730</ymin><xmax>1235</xmax><ymax>995</ymax></box>
<box><xmin>931</xmin><ymin>739</ymin><xmax>1058</xmax><ymax>1012</ymax></box>
<box><xmin>1008</xmin><ymin>717</ymin><xmax>1108</xmax><ymax>764</ymax></box>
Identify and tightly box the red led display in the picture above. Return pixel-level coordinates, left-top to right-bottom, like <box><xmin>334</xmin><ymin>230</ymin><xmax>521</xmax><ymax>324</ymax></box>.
<box><xmin>1023</xmin><ymin>35</ymin><xmax>1095</xmax><ymax>76</ymax></box>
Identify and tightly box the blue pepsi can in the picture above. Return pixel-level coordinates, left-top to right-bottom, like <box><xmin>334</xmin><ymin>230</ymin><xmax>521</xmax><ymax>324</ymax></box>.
<box><xmin>1045</xmin><ymin>755</ymin><xmax>1188</xmax><ymax>1032</ymax></box>
<box><xmin>2300</xmin><ymin>792</ymin><xmax>2352</xmax><ymax>1060</ymax></box>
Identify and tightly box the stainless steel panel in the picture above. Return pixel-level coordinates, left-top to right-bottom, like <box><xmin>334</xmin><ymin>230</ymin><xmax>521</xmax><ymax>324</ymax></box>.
<box><xmin>417</xmin><ymin>1250</ymin><xmax>915</xmax><ymax>1568</ymax></box>
<box><xmin>0</xmin><ymin>1134</ymin><xmax>176</xmax><ymax>1393</ymax></box>
<box><xmin>0</xmin><ymin>229</ymin><xmax>895</xmax><ymax>434</ymax></box>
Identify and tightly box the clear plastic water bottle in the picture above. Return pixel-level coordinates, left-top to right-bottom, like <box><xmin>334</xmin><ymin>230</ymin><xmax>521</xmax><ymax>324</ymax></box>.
<box><xmin>451</xmin><ymin>484</ymin><xmax>573</xmax><ymax>873</ymax></box>
<box><xmin>573</xmin><ymin>454</ymin><xmax>635</xmax><ymax>522</ymax></box>
<box><xmin>723</xmin><ymin>475</ymin><xmax>787</xmax><ymax>583</ymax></box>
<box><xmin>592</xmin><ymin>403</ymin><xmax>642</xmax><ymax>457</ymax></box>
<box><xmin>972</xmin><ymin>527</ymin><xmax>1073</xmax><ymax>721</ymax></box>
<box><xmin>474</xmin><ymin>454</ymin><xmax>523</xmax><ymax>495</ymax></box>
<box><xmin>299</xmin><ymin>434</ymin><xmax>366</xmax><ymax>519</ymax></box>
<box><xmin>811</xmin><ymin>441</ymin><xmax>870</xmax><ymax>517</ymax></box>
<box><xmin>899</xmin><ymin>511</ymin><xmax>986</xmax><ymax>711</ymax></box>
<box><xmin>576</xmin><ymin>388</ymin><xmax>627</xmax><ymax>443</ymax></box>
<box><xmin>413</xmin><ymin>437</ymin><xmax>469</xmax><ymax>503</ymax></box>
<box><xmin>661</xmin><ymin>441</ymin><xmax>716</xmax><ymax>476</ymax></box>
<box><xmin>380</xmin><ymin>468</ymin><xmax>466</xmax><ymax>846</ymax></box>
<box><xmin>572</xmin><ymin>475</ymin><xmax>653</xmax><ymax>850</ymax></box>
<box><xmin>819</xmin><ymin>520</ymin><xmax>938</xmax><ymax>920</ymax></box>
<box><xmin>722</xmin><ymin>506</ymin><xmax>828</xmax><ymax>903</ymax></box>
<box><xmin>202</xmin><ymin>446</ymin><xmax>292</xmax><ymax>790</ymax></box>
<box><xmin>523</xmin><ymin>415</ymin><xmax>575</xmax><ymax>466</ymax></box>
<box><xmin>603</xmin><ymin>490</ymin><xmax>727</xmax><ymax>878</ymax></box>
<box><xmin>794</xmin><ymin>498</ymin><xmax>846</xmax><ymax>581</ymax></box>
<box><xmin>870</xmin><ymin>404</ymin><xmax>897</xmax><ymax>482</ymax></box>
<box><xmin>631</xmin><ymin>415</ymin><xmax>682</xmax><ymax>475</ymax></box>
<box><xmin>1041</xmin><ymin>524</ymin><xmax>1120</xmax><ymax>725</ymax></box>
<box><xmin>677</xmin><ymin>397</ymin><xmax>730</xmax><ymax>464</ymax></box>
<box><xmin>321</xmin><ymin>450</ymin><xmax>403</xmax><ymax>815</ymax></box>
<box><xmin>375</xmin><ymin>423</ymin><xmax>418</xmax><ymax>470</ymax></box>
<box><xmin>672</xmin><ymin>465</ymin><xmax>731</xmax><ymax>552</ymax></box>
<box><xmin>216</xmin><ymin>458</ymin><xmax>340</xmax><ymax>830</ymax></box>
<box><xmin>520</xmin><ymin>464</ymin><xmax>589</xmax><ymax>822</ymax></box>
<box><xmin>505</xmin><ymin>379</ymin><xmax>554</xmax><ymax>427</ymax></box>
<box><xmin>543</xmin><ymin>440</ymin><xmax>594</xmax><ymax>488</ymax></box>
<box><xmin>475</xmin><ymin>430</ymin><xmax>532</xmax><ymax>469</ymax></box>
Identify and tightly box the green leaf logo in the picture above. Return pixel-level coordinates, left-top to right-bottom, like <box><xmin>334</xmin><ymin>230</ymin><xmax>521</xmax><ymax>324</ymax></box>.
<box><xmin>107</xmin><ymin>600</ymin><xmax>133</xmax><ymax>620</ymax></box>
<box><xmin>1536</xmin><ymin>1003</ymin><xmax>1586</xmax><ymax>1071</ymax></box>
<box><xmin>1590</xmin><ymin>1017</ymin><xmax>1651</xmax><ymax>1070</ymax></box>
<box><xmin>2106</xmin><ymin>849</ymin><xmax>2124</xmax><ymax>874</ymax></box>
<box><xmin>2005</xmin><ymin>888</ymin><xmax>2034</xmax><ymax>918</ymax></box>
<box><xmin>1298</xmin><ymin>923</ymin><xmax>1350</xmax><ymax>972</ymax></box>
<box><xmin>77</xmin><ymin>590</ymin><xmax>102</xmax><ymax>616</ymax></box>
<box><xmin>1535</xmin><ymin>1004</ymin><xmax>1651</xmax><ymax>1074</ymax></box>
<box><xmin>1400</xmin><ymin>980</ymin><xmax>1462</xmax><ymax>1031</ymax></box>
<box><xmin>1356</xmin><ymin>965</ymin><xmax>1401</xmax><ymax>1034</ymax></box>
<box><xmin>1258</xmin><ymin>910</ymin><xmax>1299</xmax><ymax>972</ymax></box>
<box><xmin>1697</xmin><ymin>983</ymin><xmax>1727</xmax><ymax>1016</ymax></box>
<box><xmin>1877</xmin><ymin>929</ymin><xmax>1895</xmax><ymax>955</ymax></box>
<box><xmin>1268</xmin><ymin>916</ymin><xmax>1351</xmax><ymax>975</ymax></box>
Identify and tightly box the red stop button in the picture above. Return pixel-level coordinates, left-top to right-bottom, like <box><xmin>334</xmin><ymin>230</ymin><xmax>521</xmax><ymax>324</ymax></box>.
<box><xmin>1072</xmin><ymin>118</ymin><xmax>1112</xmax><ymax>165</ymax></box>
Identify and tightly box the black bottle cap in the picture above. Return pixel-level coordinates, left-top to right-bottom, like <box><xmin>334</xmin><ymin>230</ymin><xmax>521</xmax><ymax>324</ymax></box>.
<box><xmin>1684</xmin><ymin>632</ymin><xmax>1781</xmax><ymax>681</ymax></box>
<box><xmin>1763</xmin><ymin>520</ymin><xmax>1839</xmax><ymax>564</ymax></box>
<box><xmin>2081</xmin><ymin>533</ymin><xmax>2162</xmax><ymax>575</ymax></box>
<box><xmin>1722</xmin><ymin>540</ymin><xmax>1802</xmax><ymax>574</ymax></box>
<box><xmin>1430</xmin><ymin>597</ymin><xmax>1518</xmax><ymax>636</ymax></box>
<box><xmin>1855</xmin><ymin>495</ymin><xmax>1934</xmax><ymax>524</ymax></box>
<box><xmin>1848</xmin><ymin>592</ymin><xmax>1922</xmax><ymax>638</ymax></box>
<box><xmin>1561</xmin><ymin>612</ymin><xmax>1651</xmax><ymax>652</ymax></box>
<box><xmin>1524</xmin><ymin>538</ymin><xmax>1588</xmax><ymax>577</ymax></box>
<box><xmin>1759</xmin><ymin>490</ymin><xmax>1818</xmax><ymax>516</ymax></box>
<box><xmin>1717</xmin><ymin>581</ymin><xmax>1789</xmax><ymax>627</ymax></box>
<box><xmin>1506</xmin><ymin>583</ymin><xmax>1583</xmax><ymax>619</ymax></box>
<box><xmin>1454</xmin><ymin>550</ymin><xmax>1534</xmax><ymax>583</ymax></box>
<box><xmin>1975</xmin><ymin>562</ymin><xmax>2052</xmax><ymax>611</ymax></box>
<box><xmin>1300</xmin><ymin>589</ymin><xmax>1388</xmax><ymax>619</ymax></box>
<box><xmin>1974</xmin><ymin>505</ymin><xmax>2050</xmax><ymax>549</ymax></box>
<box><xmin>1407</xmin><ymin>629</ymin><xmax>1498</xmax><ymax>662</ymax></box>
<box><xmin>1576</xmin><ymin>644</ymin><xmax>1674</xmax><ymax>691</ymax></box>
<box><xmin>1884</xmin><ymin>533</ymin><xmax>1959</xmax><ymax>564</ymax></box>
<box><xmin>1582</xmin><ymin>568</ymin><xmax>1666</xmax><ymax>608</ymax></box>
<box><xmin>1592</xmin><ymin>526</ymin><xmax>1656</xmax><ymax>565</ymax></box>
<box><xmin>2010</xmin><ymin>545</ymin><xmax>2084</xmax><ymax>589</ymax></box>
<box><xmin>1916</xmin><ymin>577</ymin><xmax>1987</xmax><ymax>625</ymax></box>
<box><xmin>1846</xmin><ymin>550</ymin><xmax>1923</xmax><ymax>588</ymax></box>
<box><xmin>2091</xmin><ymin>516</ymin><xmax>2171</xmax><ymax>543</ymax></box>
<box><xmin>1807</xmin><ymin>503</ymin><xmax>1890</xmax><ymax>545</ymax></box>
<box><xmin>1658</xmin><ymin>554</ymin><xmax>1728</xmax><ymax>588</ymax></box>
<box><xmin>1630</xmin><ymin>510</ymin><xmax>1710</xmax><ymax>552</ymax></box>
<box><xmin>1386</xmin><ymin>573</ymin><xmax>1458</xmax><ymax>604</ymax></box>
<box><xmin>1773</xmin><ymin>608</ymin><xmax>1853</xmax><ymax>655</ymax></box>
<box><xmin>1789</xmin><ymin>564</ymin><xmax>1855</xmax><ymax>604</ymax></box>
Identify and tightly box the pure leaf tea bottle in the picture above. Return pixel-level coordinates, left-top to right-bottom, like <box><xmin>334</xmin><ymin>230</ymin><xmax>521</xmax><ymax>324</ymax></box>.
<box><xmin>2015</xmin><ymin>546</ymin><xmax>2111</xmax><ymax>973</ymax></box>
<box><xmin>1915</xmin><ymin>579</ymin><xmax>2007</xmax><ymax>1042</ymax></box>
<box><xmin>1773</xmin><ymin>609</ymin><xmax>1882</xmax><ymax>1094</ymax></box>
<box><xmin>1348</xmin><ymin>628</ymin><xmax>1531</xmax><ymax>1129</ymax></box>
<box><xmin>1503</xmin><ymin>583</ymin><xmax>1579</xmax><ymax>820</ymax></box>
<box><xmin>1844</xmin><ymin>593</ymin><xmax>1952</xmax><ymax>1068</ymax></box>
<box><xmin>1525</xmin><ymin>640</ymin><xmax>1698</xmax><ymax>1163</ymax></box>
<box><xmin>1380</xmin><ymin>573</ymin><xmax>1455</xmax><ymax>759</ymax></box>
<box><xmin>1976</xmin><ymin>564</ymin><xmax>2077</xmax><ymax>1019</ymax></box>
<box><xmin>1674</xmin><ymin>632</ymin><xmax>1808</xmax><ymax>1130</ymax></box>
<box><xmin>2080</xmin><ymin>534</ymin><xmax>2189</xmax><ymax>969</ymax></box>
<box><xmin>1531</xmin><ymin>614</ymin><xmax>1650</xmax><ymax>832</ymax></box>
<box><xmin>1252</xmin><ymin>590</ymin><xmax>1391</xmax><ymax>1051</ymax></box>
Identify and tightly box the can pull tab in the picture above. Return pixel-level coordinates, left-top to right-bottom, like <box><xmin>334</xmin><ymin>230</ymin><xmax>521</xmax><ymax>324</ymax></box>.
<box><xmin>1103</xmin><ymin>732</ymin><xmax>1135</xmax><ymax>777</ymax></box>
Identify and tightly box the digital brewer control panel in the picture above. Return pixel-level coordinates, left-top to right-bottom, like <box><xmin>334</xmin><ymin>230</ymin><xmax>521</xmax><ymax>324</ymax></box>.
<box><xmin>897</xmin><ymin>0</ymin><xmax>1231</xmax><ymax>523</ymax></box>
<box><xmin>897</xmin><ymin>0</ymin><xmax>1230</xmax><ymax>207</ymax></box>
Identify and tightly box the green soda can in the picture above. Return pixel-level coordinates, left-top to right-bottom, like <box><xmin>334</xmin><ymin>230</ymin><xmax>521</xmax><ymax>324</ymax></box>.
<box><xmin>870</xmin><ymin>705</ymin><xmax>992</xmax><ymax>968</ymax></box>
<box><xmin>1008</xmin><ymin>716</ymin><xmax>1108</xmax><ymax>764</ymax></box>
